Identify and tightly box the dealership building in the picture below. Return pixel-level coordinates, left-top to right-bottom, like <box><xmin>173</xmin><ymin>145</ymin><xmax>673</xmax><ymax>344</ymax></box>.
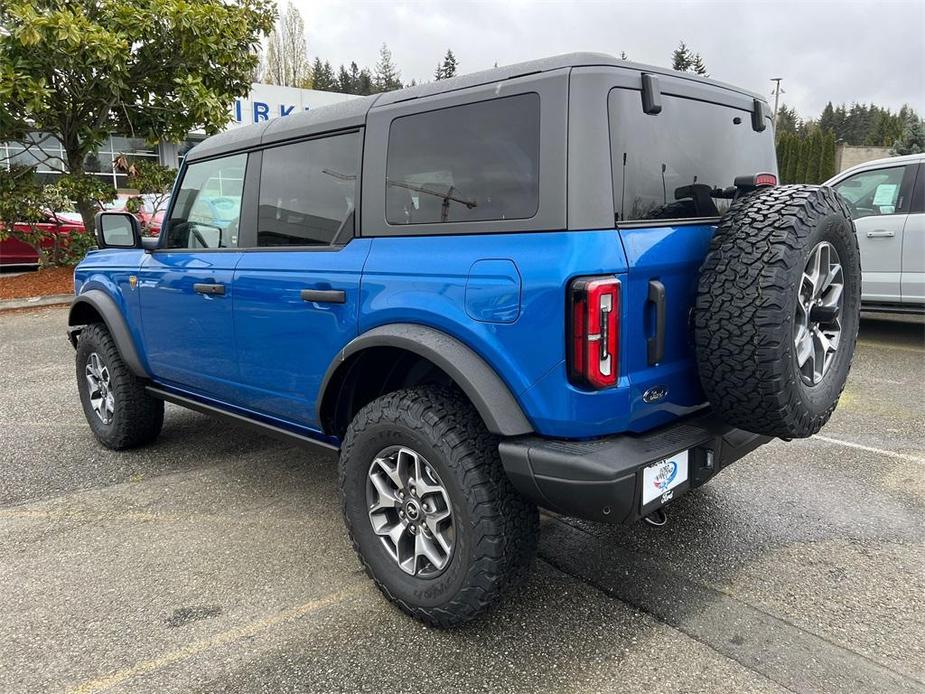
<box><xmin>3</xmin><ymin>84</ymin><xmax>354</xmax><ymax>190</ymax></box>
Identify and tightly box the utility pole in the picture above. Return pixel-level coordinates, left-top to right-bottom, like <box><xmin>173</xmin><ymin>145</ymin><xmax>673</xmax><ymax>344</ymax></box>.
<box><xmin>770</xmin><ymin>78</ymin><xmax>784</xmax><ymax>128</ymax></box>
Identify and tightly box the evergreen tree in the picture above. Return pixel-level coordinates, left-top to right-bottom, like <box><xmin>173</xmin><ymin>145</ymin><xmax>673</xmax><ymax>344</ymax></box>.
<box><xmin>348</xmin><ymin>62</ymin><xmax>362</xmax><ymax>94</ymax></box>
<box><xmin>891</xmin><ymin>113</ymin><xmax>925</xmax><ymax>155</ymax></box>
<box><xmin>775</xmin><ymin>105</ymin><xmax>800</xmax><ymax>135</ymax></box>
<box><xmin>794</xmin><ymin>137</ymin><xmax>809</xmax><ymax>183</ymax></box>
<box><xmin>440</xmin><ymin>49</ymin><xmax>458</xmax><ymax>79</ymax></box>
<box><xmin>336</xmin><ymin>64</ymin><xmax>352</xmax><ymax>94</ymax></box>
<box><xmin>775</xmin><ymin>132</ymin><xmax>790</xmax><ymax>184</ymax></box>
<box><xmin>767</xmin><ymin>101</ymin><xmax>918</xmax><ymax>149</ymax></box>
<box><xmin>784</xmin><ymin>133</ymin><xmax>801</xmax><ymax>183</ymax></box>
<box><xmin>788</xmin><ymin>134</ymin><xmax>803</xmax><ymax>183</ymax></box>
<box><xmin>374</xmin><ymin>43</ymin><xmax>402</xmax><ymax>92</ymax></box>
<box><xmin>805</xmin><ymin>130</ymin><xmax>823</xmax><ymax>184</ymax></box>
<box><xmin>817</xmin><ymin>102</ymin><xmax>836</xmax><ymax>133</ymax></box>
<box><xmin>310</xmin><ymin>57</ymin><xmax>324</xmax><ymax>89</ymax></box>
<box><xmin>670</xmin><ymin>42</ymin><xmax>707</xmax><ymax>76</ymax></box>
<box><xmin>819</xmin><ymin>130</ymin><xmax>837</xmax><ymax>182</ymax></box>
<box><xmin>311</xmin><ymin>59</ymin><xmax>337</xmax><ymax>91</ymax></box>
<box><xmin>671</xmin><ymin>41</ymin><xmax>692</xmax><ymax>71</ymax></box>
<box><xmin>356</xmin><ymin>69</ymin><xmax>374</xmax><ymax>96</ymax></box>
<box><xmin>690</xmin><ymin>53</ymin><xmax>708</xmax><ymax>76</ymax></box>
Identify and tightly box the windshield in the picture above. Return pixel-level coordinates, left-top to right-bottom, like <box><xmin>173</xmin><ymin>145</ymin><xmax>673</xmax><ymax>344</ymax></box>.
<box><xmin>609</xmin><ymin>89</ymin><xmax>777</xmax><ymax>222</ymax></box>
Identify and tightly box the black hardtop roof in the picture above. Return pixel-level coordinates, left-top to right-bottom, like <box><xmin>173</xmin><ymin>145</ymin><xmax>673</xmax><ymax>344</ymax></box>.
<box><xmin>186</xmin><ymin>51</ymin><xmax>767</xmax><ymax>162</ymax></box>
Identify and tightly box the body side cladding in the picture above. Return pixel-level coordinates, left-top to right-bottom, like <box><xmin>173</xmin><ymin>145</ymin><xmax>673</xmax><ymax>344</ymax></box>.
<box><xmin>318</xmin><ymin>323</ymin><xmax>534</xmax><ymax>437</ymax></box>
<box><xmin>67</xmin><ymin>289</ymin><xmax>150</xmax><ymax>378</ymax></box>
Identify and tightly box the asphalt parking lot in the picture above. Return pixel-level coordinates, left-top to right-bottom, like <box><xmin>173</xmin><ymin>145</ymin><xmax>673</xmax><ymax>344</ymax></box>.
<box><xmin>0</xmin><ymin>306</ymin><xmax>922</xmax><ymax>694</ymax></box>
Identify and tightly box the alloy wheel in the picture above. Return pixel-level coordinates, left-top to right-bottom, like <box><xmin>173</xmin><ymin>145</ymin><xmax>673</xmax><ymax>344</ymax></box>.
<box><xmin>794</xmin><ymin>241</ymin><xmax>844</xmax><ymax>386</ymax></box>
<box><xmin>366</xmin><ymin>446</ymin><xmax>455</xmax><ymax>577</ymax></box>
<box><xmin>85</xmin><ymin>352</ymin><xmax>115</xmax><ymax>424</ymax></box>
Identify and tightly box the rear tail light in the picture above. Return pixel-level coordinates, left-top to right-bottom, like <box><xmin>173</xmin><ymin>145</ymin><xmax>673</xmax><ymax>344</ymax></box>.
<box><xmin>733</xmin><ymin>172</ymin><xmax>778</xmax><ymax>190</ymax></box>
<box><xmin>568</xmin><ymin>275</ymin><xmax>620</xmax><ymax>389</ymax></box>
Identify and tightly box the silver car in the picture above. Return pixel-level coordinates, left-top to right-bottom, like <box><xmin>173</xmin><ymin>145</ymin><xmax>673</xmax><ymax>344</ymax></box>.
<box><xmin>825</xmin><ymin>153</ymin><xmax>924</xmax><ymax>313</ymax></box>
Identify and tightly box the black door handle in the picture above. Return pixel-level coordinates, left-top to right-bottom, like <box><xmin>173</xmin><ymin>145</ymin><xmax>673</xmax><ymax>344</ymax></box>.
<box><xmin>300</xmin><ymin>289</ymin><xmax>346</xmax><ymax>304</ymax></box>
<box><xmin>193</xmin><ymin>283</ymin><xmax>225</xmax><ymax>296</ymax></box>
<box><xmin>647</xmin><ymin>280</ymin><xmax>666</xmax><ymax>365</ymax></box>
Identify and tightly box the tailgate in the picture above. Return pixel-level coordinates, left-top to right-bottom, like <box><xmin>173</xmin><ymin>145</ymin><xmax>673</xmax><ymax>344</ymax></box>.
<box><xmin>617</xmin><ymin>222</ymin><xmax>715</xmax><ymax>431</ymax></box>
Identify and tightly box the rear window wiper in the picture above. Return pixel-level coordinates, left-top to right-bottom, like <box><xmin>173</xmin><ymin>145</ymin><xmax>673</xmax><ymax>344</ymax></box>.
<box><xmin>387</xmin><ymin>178</ymin><xmax>478</xmax><ymax>208</ymax></box>
<box><xmin>387</xmin><ymin>178</ymin><xmax>479</xmax><ymax>223</ymax></box>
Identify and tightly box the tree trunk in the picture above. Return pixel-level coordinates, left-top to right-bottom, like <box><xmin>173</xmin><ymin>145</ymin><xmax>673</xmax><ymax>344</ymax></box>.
<box><xmin>64</xmin><ymin>146</ymin><xmax>98</xmax><ymax>234</ymax></box>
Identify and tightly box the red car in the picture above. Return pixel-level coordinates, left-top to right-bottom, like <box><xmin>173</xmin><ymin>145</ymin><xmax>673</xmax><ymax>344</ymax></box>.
<box><xmin>0</xmin><ymin>195</ymin><xmax>165</xmax><ymax>266</ymax></box>
<box><xmin>0</xmin><ymin>214</ymin><xmax>87</xmax><ymax>266</ymax></box>
<box><xmin>103</xmin><ymin>194</ymin><xmax>166</xmax><ymax>235</ymax></box>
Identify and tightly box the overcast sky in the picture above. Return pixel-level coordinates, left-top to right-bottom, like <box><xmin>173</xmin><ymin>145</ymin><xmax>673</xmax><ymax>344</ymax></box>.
<box><xmin>290</xmin><ymin>0</ymin><xmax>924</xmax><ymax>119</ymax></box>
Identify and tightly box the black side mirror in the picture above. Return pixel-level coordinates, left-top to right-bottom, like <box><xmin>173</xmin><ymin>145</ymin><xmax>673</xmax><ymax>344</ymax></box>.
<box><xmin>95</xmin><ymin>211</ymin><xmax>141</xmax><ymax>249</ymax></box>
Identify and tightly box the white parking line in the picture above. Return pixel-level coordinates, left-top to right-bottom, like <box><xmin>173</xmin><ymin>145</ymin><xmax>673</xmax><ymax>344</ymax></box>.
<box><xmin>812</xmin><ymin>434</ymin><xmax>925</xmax><ymax>465</ymax></box>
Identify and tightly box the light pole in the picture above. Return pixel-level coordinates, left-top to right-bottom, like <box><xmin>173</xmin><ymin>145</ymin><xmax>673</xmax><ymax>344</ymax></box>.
<box><xmin>770</xmin><ymin>78</ymin><xmax>784</xmax><ymax>128</ymax></box>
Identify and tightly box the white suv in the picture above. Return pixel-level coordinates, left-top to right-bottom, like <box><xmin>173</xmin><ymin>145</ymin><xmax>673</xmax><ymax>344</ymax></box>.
<box><xmin>825</xmin><ymin>153</ymin><xmax>924</xmax><ymax>312</ymax></box>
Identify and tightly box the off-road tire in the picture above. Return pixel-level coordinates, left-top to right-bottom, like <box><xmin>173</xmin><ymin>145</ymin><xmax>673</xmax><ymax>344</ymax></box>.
<box><xmin>76</xmin><ymin>322</ymin><xmax>164</xmax><ymax>449</ymax></box>
<box><xmin>339</xmin><ymin>385</ymin><xmax>539</xmax><ymax>627</ymax></box>
<box><xmin>694</xmin><ymin>185</ymin><xmax>861</xmax><ymax>439</ymax></box>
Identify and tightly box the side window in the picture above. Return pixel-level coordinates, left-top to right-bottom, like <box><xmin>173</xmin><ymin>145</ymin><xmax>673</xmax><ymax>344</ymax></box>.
<box><xmin>167</xmin><ymin>153</ymin><xmax>247</xmax><ymax>249</ymax></box>
<box><xmin>833</xmin><ymin>166</ymin><xmax>906</xmax><ymax>219</ymax></box>
<box><xmin>257</xmin><ymin>132</ymin><xmax>360</xmax><ymax>247</ymax></box>
<box><xmin>385</xmin><ymin>93</ymin><xmax>540</xmax><ymax>225</ymax></box>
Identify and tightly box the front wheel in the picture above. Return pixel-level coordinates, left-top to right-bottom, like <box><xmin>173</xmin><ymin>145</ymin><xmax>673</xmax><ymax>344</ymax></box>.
<box><xmin>76</xmin><ymin>323</ymin><xmax>164</xmax><ymax>450</ymax></box>
<box><xmin>339</xmin><ymin>386</ymin><xmax>539</xmax><ymax>627</ymax></box>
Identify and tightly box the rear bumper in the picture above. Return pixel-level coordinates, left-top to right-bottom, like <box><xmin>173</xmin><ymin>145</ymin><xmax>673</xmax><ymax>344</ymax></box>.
<box><xmin>498</xmin><ymin>411</ymin><xmax>771</xmax><ymax>525</ymax></box>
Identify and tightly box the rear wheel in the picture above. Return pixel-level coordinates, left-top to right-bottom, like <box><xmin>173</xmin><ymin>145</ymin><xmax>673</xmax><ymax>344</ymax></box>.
<box><xmin>76</xmin><ymin>323</ymin><xmax>164</xmax><ymax>450</ymax></box>
<box><xmin>339</xmin><ymin>385</ymin><xmax>538</xmax><ymax>627</ymax></box>
<box><xmin>694</xmin><ymin>185</ymin><xmax>861</xmax><ymax>439</ymax></box>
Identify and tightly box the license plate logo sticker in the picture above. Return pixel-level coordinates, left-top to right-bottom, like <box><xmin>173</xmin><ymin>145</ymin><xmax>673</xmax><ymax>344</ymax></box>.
<box><xmin>642</xmin><ymin>451</ymin><xmax>689</xmax><ymax>506</ymax></box>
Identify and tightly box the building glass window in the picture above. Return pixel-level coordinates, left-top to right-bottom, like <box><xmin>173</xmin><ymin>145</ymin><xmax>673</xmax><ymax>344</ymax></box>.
<box><xmin>2</xmin><ymin>133</ymin><xmax>162</xmax><ymax>192</ymax></box>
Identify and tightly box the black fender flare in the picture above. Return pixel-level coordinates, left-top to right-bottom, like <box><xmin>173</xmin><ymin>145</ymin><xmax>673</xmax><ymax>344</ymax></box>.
<box><xmin>68</xmin><ymin>289</ymin><xmax>150</xmax><ymax>378</ymax></box>
<box><xmin>318</xmin><ymin>323</ymin><xmax>534</xmax><ymax>437</ymax></box>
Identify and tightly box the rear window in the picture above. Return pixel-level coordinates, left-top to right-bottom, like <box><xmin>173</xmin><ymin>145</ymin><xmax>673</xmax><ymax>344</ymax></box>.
<box><xmin>385</xmin><ymin>93</ymin><xmax>540</xmax><ymax>225</ymax></box>
<box><xmin>609</xmin><ymin>89</ymin><xmax>777</xmax><ymax>222</ymax></box>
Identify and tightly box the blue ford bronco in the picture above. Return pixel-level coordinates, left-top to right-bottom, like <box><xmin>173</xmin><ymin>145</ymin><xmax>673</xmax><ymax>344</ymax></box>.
<box><xmin>70</xmin><ymin>53</ymin><xmax>861</xmax><ymax>626</ymax></box>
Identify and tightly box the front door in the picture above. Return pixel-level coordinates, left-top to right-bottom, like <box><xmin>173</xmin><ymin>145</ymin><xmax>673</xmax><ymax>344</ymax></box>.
<box><xmin>138</xmin><ymin>152</ymin><xmax>249</xmax><ymax>401</ymax></box>
<box><xmin>832</xmin><ymin>163</ymin><xmax>915</xmax><ymax>304</ymax></box>
<box><xmin>232</xmin><ymin>132</ymin><xmax>368</xmax><ymax>429</ymax></box>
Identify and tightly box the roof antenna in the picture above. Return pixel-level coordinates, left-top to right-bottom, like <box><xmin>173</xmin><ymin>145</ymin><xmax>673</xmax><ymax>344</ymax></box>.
<box><xmin>661</xmin><ymin>163</ymin><xmax>667</xmax><ymax>204</ymax></box>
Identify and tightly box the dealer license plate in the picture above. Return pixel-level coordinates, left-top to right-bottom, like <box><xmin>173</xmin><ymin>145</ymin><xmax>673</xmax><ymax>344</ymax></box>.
<box><xmin>641</xmin><ymin>451</ymin><xmax>689</xmax><ymax>507</ymax></box>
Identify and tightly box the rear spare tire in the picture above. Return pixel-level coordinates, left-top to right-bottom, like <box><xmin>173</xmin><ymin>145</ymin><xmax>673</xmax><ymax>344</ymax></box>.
<box><xmin>694</xmin><ymin>185</ymin><xmax>861</xmax><ymax>439</ymax></box>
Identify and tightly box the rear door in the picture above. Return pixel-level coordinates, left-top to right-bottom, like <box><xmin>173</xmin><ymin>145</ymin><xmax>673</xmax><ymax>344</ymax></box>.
<box><xmin>607</xmin><ymin>86</ymin><xmax>777</xmax><ymax>421</ymax></box>
<box><xmin>232</xmin><ymin>131</ymin><xmax>370</xmax><ymax>429</ymax></box>
<box><xmin>901</xmin><ymin>162</ymin><xmax>924</xmax><ymax>304</ymax></box>
<box><xmin>831</xmin><ymin>163</ymin><xmax>915</xmax><ymax>303</ymax></box>
<box><xmin>138</xmin><ymin>152</ymin><xmax>248</xmax><ymax>401</ymax></box>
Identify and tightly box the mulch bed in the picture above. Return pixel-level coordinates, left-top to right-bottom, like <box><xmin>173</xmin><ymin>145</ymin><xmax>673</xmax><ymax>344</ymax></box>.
<box><xmin>0</xmin><ymin>267</ymin><xmax>74</xmax><ymax>300</ymax></box>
